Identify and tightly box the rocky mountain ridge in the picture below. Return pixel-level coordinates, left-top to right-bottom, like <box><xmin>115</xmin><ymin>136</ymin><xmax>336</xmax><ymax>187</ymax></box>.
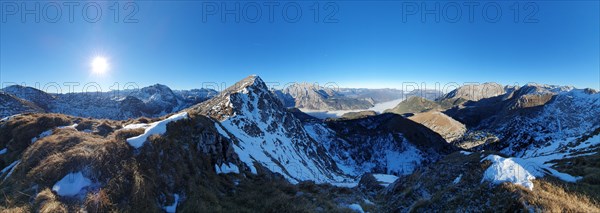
<box><xmin>1</xmin><ymin>84</ymin><xmax>218</xmax><ymax>120</ymax></box>
<box><xmin>0</xmin><ymin>76</ymin><xmax>598</xmax><ymax>212</ymax></box>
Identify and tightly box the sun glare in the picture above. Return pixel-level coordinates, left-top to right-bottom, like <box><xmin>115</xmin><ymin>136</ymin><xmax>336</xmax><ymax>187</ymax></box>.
<box><xmin>91</xmin><ymin>57</ymin><xmax>109</xmax><ymax>74</ymax></box>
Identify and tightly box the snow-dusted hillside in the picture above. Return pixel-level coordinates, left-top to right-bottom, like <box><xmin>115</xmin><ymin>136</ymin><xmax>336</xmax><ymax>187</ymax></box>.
<box><xmin>188</xmin><ymin>76</ymin><xmax>458</xmax><ymax>185</ymax></box>
<box><xmin>191</xmin><ymin>76</ymin><xmax>355</xmax><ymax>184</ymax></box>
<box><xmin>1</xmin><ymin>84</ymin><xmax>217</xmax><ymax>120</ymax></box>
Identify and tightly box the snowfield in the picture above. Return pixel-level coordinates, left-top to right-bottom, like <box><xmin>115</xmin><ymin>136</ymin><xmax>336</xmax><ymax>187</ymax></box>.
<box><xmin>125</xmin><ymin>112</ymin><xmax>188</xmax><ymax>148</ymax></box>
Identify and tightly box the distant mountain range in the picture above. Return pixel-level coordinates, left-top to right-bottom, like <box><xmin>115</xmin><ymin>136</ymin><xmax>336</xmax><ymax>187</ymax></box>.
<box><xmin>1</xmin><ymin>76</ymin><xmax>599</xmax><ymax>211</ymax></box>
<box><xmin>0</xmin><ymin>84</ymin><xmax>218</xmax><ymax>120</ymax></box>
<box><xmin>1</xmin><ymin>83</ymin><xmax>439</xmax><ymax>119</ymax></box>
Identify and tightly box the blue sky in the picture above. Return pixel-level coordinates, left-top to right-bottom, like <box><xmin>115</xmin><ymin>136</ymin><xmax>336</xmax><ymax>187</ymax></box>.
<box><xmin>1</xmin><ymin>1</ymin><xmax>598</xmax><ymax>92</ymax></box>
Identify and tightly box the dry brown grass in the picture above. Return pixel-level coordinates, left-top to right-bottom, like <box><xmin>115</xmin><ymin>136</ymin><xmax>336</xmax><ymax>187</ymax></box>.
<box><xmin>0</xmin><ymin>206</ymin><xmax>29</xmax><ymax>213</ymax></box>
<box><xmin>504</xmin><ymin>180</ymin><xmax>600</xmax><ymax>212</ymax></box>
<box><xmin>84</xmin><ymin>189</ymin><xmax>113</xmax><ymax>213</ymax></box>
<box><xmin>34</xmin><ymin>189</ymin><xmax>68</xmax><ymax>213</ymax></box>
<box><xmin>0</xmin><ymin>114</ymin><xmax>71</xmax><ymax>162</ymax></box>
<box><xmin>2</xmin><ymin>112</ymin><xmax>599</xmax><ymax>212</ymax></box>
<box><xmin>384</xmin><ymin>151</ymin><xmax>600</xmax><ymax>212</ymax></box>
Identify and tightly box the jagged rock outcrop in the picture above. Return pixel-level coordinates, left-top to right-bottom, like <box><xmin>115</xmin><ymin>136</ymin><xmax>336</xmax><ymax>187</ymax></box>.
<box><xmin>191</xmin><ymin>75</ymin><xmax>353</xmax><ymax>183</ymax></box>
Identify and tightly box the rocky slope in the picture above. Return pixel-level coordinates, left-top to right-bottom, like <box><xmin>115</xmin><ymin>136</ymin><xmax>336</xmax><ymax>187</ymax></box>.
<box><xmin>446</xmin><ymin>84</ymin><xmax>600</xmax><ymax>156</ymax></box>
<box><xmin>438</xmin><ymin>82</ymin><xmax>509</xmax><ymax>102</ymax></box>
<box><xmin>190</xmin><ymin>76</ymin><xmax>353</xmax><ymax>184</ymax></box>
<box><xmin>0</xmin><ymin>92</ymin><xmax>44</xmax><ymax>118</ymax></box>
<box><xmin>408</xmin><ymin>111</ymin><xmax>466</xmax><ymax>143</ymax></box>
<box><xmin>277</xmin><ymin>83</ymin><xmax>375</xmax><ymax>110</ymax></box>
<box><xmin>2</xmin><ymin>85</ymin><xmax>56</xmax><ymax>110</ymax></box>
<box><xmin>309</xmin><ymin>113</ymin><xmax>456</xmax><ymax>177</ymax></box>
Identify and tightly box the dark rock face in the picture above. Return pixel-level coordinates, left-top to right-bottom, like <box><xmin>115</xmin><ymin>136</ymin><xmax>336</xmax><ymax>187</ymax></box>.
<box><xmin>318</xmin><ymin>113</ymin><xmax>456</xmax><ymax>176</ymax></box>
<box><xmin>287</xmin><ymin>108</ymin><xmax>320</xmax><ymax>122</ymax></box>
<box><xmin>358</xmin><ymin>173</ymin><xmax>384</xmax><ymax>192</ymax></box>
<box><xmin>119</xmin><ymin>96</ymin><xmax>146</xmax><ymax>118</ymax></box>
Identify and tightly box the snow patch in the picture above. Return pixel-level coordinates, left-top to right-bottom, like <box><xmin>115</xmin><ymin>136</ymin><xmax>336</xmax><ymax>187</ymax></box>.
<box><xmin>126</xmin><ymin>112</ymin><xmax>188</xmax><ymax>148</ymax></box>
<box><xmin>481</xmin><ymin>155</ymin><xmax>535</xmax><ymax>190</ymax></box>
<box><xmin>215</xmin><ymin>163</ymin><xmax>239</xmax><ymax>174</ymax></box>
<box><xmin>58</xmin><ymin>123</ymin><xmax>78</xmax><ymax>129</ymax></box>
<box><xmin>163</xmin><ymin>194</ymin><xmax>179</xmax><ymax>213</ymax></box>
<box><xmin>330</xmin><ymin>182</ymin><xmax>359</xmax><ymax>188</ymax></box>
<box><xmin>453</xmin><ymin>174</ymin><xmax>462</xmax><ymax>184</ymax></box>
<box><xmin>0</xmin><ymin>114</ymin><xmax>20</xmax><ymax>122</ymax></box>
<box><xmin>0</xmin><ymin>148</ymin><xmax>7</xmax><ymax>155</ymax></box>
<box><xmin>1</xmin><ymin>160</ymin><xmax>20</xmax><ymax>180</ymax></box>
<box><xmin>373</xmin><ymin>174</ymin><xmax>399</xmax><ymax>187</ymax></box>
<box><xmin>348</xmin><ymin>203</ymin><xmax>365</xmax><ymax>213</ymax></box>
<box><xmin>123</xmin><ymin>123</ymin><xmax>152</xmax><ymax>130</ymax></box>
<box><xmin>31</xmin><ymin>130</ymin><xmax>53</xmax><ymax>143</ymax></box>
<box><xmin>460</xmin><ymin>151</ymin><xmax>472</xmax><ymax>155</ymax></box>
<box><xmin>214</xmin><ymin>123</ymin><xmax>231</xmax><ymax>139</ymax></box>
<box><xmin>512</xmin><ymin>157</ymin><xmax>581</xmax><ymax>183</ymax></box>
<box><xmin>52</xmin><ymin>172</ymin><xmax>92</xmax><ymax>196</ymax></box>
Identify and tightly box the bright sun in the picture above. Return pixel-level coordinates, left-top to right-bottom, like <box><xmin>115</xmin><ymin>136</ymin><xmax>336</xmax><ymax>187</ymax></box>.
<box><xmin>91</xmin><ymin>57</ymin><xmax>109</xmax><ymax>74</ymax></box>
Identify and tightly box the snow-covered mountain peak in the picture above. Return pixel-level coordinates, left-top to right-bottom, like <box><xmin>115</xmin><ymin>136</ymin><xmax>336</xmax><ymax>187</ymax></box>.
<box><xmin>191</xmin><ymin>75</ymin><xmax>353</xmax><ymax>184</ymax></box>
<box><xmin>515</xmin><ymin>84</ymin><xmax>575</xmax><ymax>96</ymax></box>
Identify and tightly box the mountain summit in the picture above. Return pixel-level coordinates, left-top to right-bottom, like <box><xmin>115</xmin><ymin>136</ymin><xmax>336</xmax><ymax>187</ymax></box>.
<box><xmin>191</xmin><ymin>75</ymin><xmax>353</xmax><ymax>183</ymax></box>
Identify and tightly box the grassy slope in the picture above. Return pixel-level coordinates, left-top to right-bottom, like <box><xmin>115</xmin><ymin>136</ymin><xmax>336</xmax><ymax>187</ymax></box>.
<box><xmin>0</xmin><ymin>113</ymin><xmax>371</xmax><ymax>212</ymax></box>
